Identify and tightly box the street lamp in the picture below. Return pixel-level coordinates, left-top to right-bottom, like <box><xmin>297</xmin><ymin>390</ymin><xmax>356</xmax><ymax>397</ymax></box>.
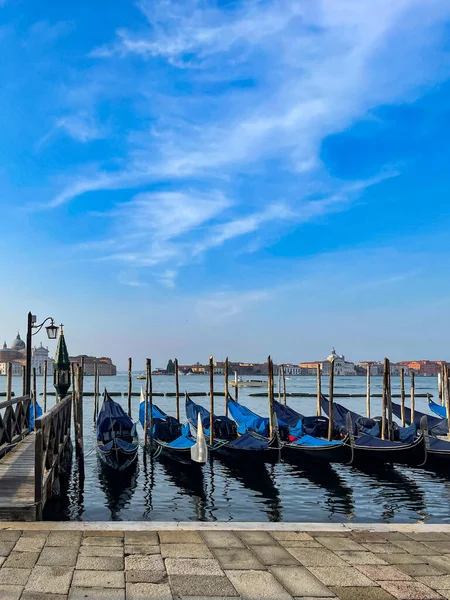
<box><xmin>26</xmin><ymin>311</ymin><xmax>59</xmax><ymax>397</ymax></box>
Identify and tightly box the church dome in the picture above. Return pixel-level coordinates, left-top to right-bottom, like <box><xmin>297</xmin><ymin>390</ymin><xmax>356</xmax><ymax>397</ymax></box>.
<box><xmin>11</xmin><ymin>333</ymin><xmax>25</xmax><ymax>351</ymax></box>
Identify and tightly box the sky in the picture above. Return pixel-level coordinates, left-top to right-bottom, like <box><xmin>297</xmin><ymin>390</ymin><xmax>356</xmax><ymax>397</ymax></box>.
<box><xmin>1</xmin><ymin>0</ymin><xmax>450</xmax><ymax>370</ymax></box>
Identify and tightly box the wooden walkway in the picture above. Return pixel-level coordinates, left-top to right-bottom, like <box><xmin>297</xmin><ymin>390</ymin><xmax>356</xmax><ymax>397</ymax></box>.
<box><xmin>0</xmin><ymin>433</ymin><xmax>36</xmax><ymax>520</ymax></box>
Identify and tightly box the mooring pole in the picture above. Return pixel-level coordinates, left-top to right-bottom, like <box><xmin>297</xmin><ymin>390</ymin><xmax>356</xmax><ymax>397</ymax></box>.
<box><xmin>381</xmin><ymin>358</ymin><xmax>388</xmax><ymax>440</ymax></box>
<box><xmin>32</xmin><ymin>367</ymin><xmax>37</xmax><ymax>431</ymax></box>
<box><xmin>144</xmin><ymin>358</ymin><xmax>150</xmax><ymax>446</ymax></box>
<box><xmin>22</xmin><ymin>365</ymin><xmax>26</xmax><ymax>396</ymax></box>
<box><xmin>387</xmin><ymin>359</ymin><xmax>393</xmax><ymax>441</ymax></box>
<box><xmin>71</xmin><ymin>363</ymin><xmax>77</xmax><ymax>443</ymax></box>
<box><xmin>441</xmin><ymin>364</ymin><xmax>446</xmax><ymax>406</ymax></box>
<box><xmin>268</xmin><ymin>356</ymin><xmax>274</xmax><ymax>439</ymax></box>
<box><xmin>175</xmin><ymin>358</ymin><xmax>180</xmax><ymax>421</ymax></box>
<box><xmin>234</xmin><ymin>370</ymin><xmax>239</xmax><ymax>402</ymax></box>
<box><xmin>78</xmin><ymin>357</ymin><xmax>84</xmax><ymax>458</ymax></box>
<box><xmin>93</xmin><ymin>362</ymin><xmax>98</xmax><ymax>423</ymax></box>
<box><xmin>43</xmin><ymin>360</ymin><xmax>47</xmax><ymax>412</ymax></box>
<box><xmin>400</xmin><ymin>367</ymin><xmax>406</xmax><ymax>427</ymax></box>
<box><xmin>410</xmin><ymin>371</ymin><xmax>415</xmax><ymax>425</ymax></box>
<box><xmin>127</xmin><ymin>357</ymin><xmax>132</xmax><ymax>417</ymax></box>
<box><xmin>445</xmin><ymin>364</ymin><xmax>450</xmax><ymax>442</ymax></box>
<box><xmin>282</xmin><ymin>364</ymin><xmax>287</xmax><ymax>406</ymax></box>
<box><xmin>149</xmin><ymin>358</ymin><xmax>153</xmax><ymax>444</ymax></box>
<box><xmin>277</xmin><ymin>366</ymin><xmax>281</xmax><ymax>402</ymax></box>
<box><xmin>224</xmin><ymin>357</ymin><xmax>229</xmax><ymax>416</ymax></box>
<box><xmin>6</xmin><ymin>362</ymin><xmax>12</xmax><ymax>403</ymax></box>
<box><xmin>366</xmin><ymin>363</ymin><xmax>371</xmax><ymax>418</ymax></box>
<box><xmin>316</xmin><ymin>363</ymin><xmax>321</xmax><ymax>416</ymax></box>
<box><xmin>327</xmin><ymin>358</ymin><xmax>335</xmax><ymax>441</ymax></box>
<box><xmin>209</xmin><ymin>355</ymin><xmax>214</xmax><ymax>446</ymax></box>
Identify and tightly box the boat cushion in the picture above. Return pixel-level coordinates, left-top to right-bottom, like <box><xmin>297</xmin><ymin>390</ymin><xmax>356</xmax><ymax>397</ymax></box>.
<box><xmin>292</xmin><ymin>434</ymin><xmax>343</xmax><ymax>447</ymax></box>
<box><xmin>226</xmin><ymin>434</ymin><xmax>269</xmax><ymax>450</ymax></box>
<box><xmin>165</xmin><ymin>434</ymin><xmax>196</xmax><ymax>449</ymax></box>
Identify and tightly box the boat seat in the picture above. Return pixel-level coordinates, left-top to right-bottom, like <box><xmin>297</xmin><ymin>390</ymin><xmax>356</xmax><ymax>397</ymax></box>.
<box><xmin>153</xmin><ymin>417</ymin><xmax>182</xmax><ymax>442</ymax></box>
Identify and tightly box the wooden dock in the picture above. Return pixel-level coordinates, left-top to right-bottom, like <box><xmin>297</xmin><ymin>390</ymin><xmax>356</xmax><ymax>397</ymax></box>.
<box><xmin>0</xmin><ymin>433</ymin><xmax>36</xmax><ymax>520</ymax></box>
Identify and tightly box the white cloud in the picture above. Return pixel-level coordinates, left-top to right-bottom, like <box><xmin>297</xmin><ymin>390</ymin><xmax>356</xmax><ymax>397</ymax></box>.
<box><xmin>196</xmin><ymin>290</ymin><xmax>270</xmax><ymax>320</ymax></box>
<box><xmin>55</xmin><ymin>113</ymin><xmax>105</xmax><ymax>143</ymax></box>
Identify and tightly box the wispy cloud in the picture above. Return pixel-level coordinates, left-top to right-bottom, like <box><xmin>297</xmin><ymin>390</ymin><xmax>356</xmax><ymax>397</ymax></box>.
<box><xmin>196</xmin><ymin>290</ymin><xmax>270</xmax><ymax>320</ymax></box>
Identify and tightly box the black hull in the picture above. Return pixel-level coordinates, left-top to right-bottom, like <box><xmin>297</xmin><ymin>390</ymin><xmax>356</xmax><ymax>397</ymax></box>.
<box><xmin>423</xmin><ymin>450</ymin><xmax>450</xmax><ymax>471</ymax></box>
<box><xmin>97</xmin><ymin>443</ymin><xmax>138</xmax><ymax>472</ymax></box>
<box><xmin>282</xmin><ymin>439</ymin><xmax>353</xmax><ymax>464</ymax></box>
<box><xmin>213</xmin><ymin>443</ymin><xmax>281</xmax><ymax>464</ymax></box>
<box><xmin>153</xmin><ymin>439</ymin><xmax>204</xmax><ymax>467</ymax></box>
<box><xmin>351</xmin><ymin>435</ymin><xmax>426</xmax><ymax>467</ymax></box>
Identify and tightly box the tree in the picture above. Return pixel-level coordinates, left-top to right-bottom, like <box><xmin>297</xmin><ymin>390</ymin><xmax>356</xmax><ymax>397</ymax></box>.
<box><xmin>167</xmin><ymin>359</ymin><xmax>175</xmax><ymax>375</ymax></box>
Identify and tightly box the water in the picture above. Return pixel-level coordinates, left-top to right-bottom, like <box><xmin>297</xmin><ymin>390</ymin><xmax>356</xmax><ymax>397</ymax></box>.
<box><xmin>3</xmin><ymin>373</ymin><xmax>450</xmax><ymax>523</ymax></box>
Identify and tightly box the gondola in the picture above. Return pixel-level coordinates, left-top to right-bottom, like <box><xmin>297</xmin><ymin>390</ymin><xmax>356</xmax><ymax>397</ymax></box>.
<box><xmin>96</xmin><ymin>390</ymin><xmax>139</xmax><ymax>471</ymax></box>
<box><xmin>185</xmin><ymin>395</ymin><xmax>281</xmax><ymax>463</ymax></box>
<box><xmin>429</xmin><ymin>398</ymin><xmax>447</xmax><ymax>419</ymax></box>
<box><xmin>139</xmin><ymin>392</ymin><xmax>207</xmax><ymax>465</ymax></box>
<box><xmin>391</xmin><ymin>401</ymin><xmax>448</xmax><ymax>435</ymax></box>
<box><xmin>320</xmin><ymin>396</ymin><xmax>426</xmax><ymax>467</ymax></box>
<box><xmin>229</xmin><ymin>399</ymin><xmax>353</xmax><ymax>464</ymax></box>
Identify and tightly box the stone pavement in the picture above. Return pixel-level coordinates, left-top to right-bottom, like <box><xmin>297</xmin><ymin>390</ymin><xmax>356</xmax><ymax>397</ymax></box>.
<box><xmin>1</xmin><ymin>524</ymin><xmax>450</xmax><ymax>599</ymax></box>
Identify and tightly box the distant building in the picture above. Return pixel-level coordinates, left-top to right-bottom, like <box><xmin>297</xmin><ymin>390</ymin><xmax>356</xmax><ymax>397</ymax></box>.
<box><xmin>397</xmin><ymin>360</ymin><xmax>444</xmax><ymax>377</ymax></box>
<box><xmin>284</xmin><ymin>364</ymin><xmax>302</xmax><ymax>376</ymax></box>
<box><xmin>0</xmin><ymin>334</ymin><xmax>54</xmax><ymax>376</ymax></box>
<box><xmin>358</xmin><ymin>362</ymin><xmax>410</xmax><ymax>376</ymax></box>
<box><xmin>300</xmin><ymin>349</ymin><xmax>356</xmax><ymax>376</ymax></box>
<box><xmin>69</xmin><ymin>355</ymin><xmax>117</xmax><ymax>376</ymax></box>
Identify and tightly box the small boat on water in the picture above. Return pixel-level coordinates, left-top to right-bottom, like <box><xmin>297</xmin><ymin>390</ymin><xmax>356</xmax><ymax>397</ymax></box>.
<box><xmin>136</xmin><ymin>373</ymin><xmax>146</xmax><ymax>380</ymax></box>
<box><xmin>97</xmin><ymin>390</ymin><xmax>139</xmax><ymax>471</ymax></box>
<box><xmin>139</xmin><ymin>391</ymin><xmax>207</xmax><ymax>465</ymax></box>
<box><xmin>229</xmin><ymin>376</ymin><xmax>266</xmax><ymax>388</ymax></box>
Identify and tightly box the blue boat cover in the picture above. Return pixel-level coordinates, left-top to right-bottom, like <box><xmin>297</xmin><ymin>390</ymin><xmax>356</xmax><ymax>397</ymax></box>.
<box><xmin>356</xmin><ymin>434</ymin><xmax>411</xmax><ymax>448</ymax></box>
<box><xmin>398</xmin><ymin>423</ymin><xmax>416</xmax><ymax>444</ymax></box>
<box><xmin>165</xmin><ymin>434</ymin><xmax>196</xmax><ymax>449</ymax></box>
<box><xmin>98</xmin><ymin>440</ymin><xmax>114</xmax><ymax>453</ymax></box>
<box><xmin>428</xmin><ymin>436</ymin><xmax>450</xmax><ymax>451</ymax></box>
<box><xmin>139</xmin><ymin>401</ymin><xmax>166</xmax><ymax>428</ymax></box>
<box><xmin>273</xmin><ymin>400</ymin><xmax>304</xmax><ymax>426</ymax></box>
<box><xmin>97</xmin><ymin>396</ymin><xmax>134</xmax><ymax>438</ymax></box>
<box><xmin>228</xmin><ymin>401</ymin><xmax>270</xmax><ymax>436</ymax></box>
<box><xmin>320</xmin><ymin>396</ymin><xmax>361</xmax><ymax>433</ymax></box>
<box><xmin>429</xmin><ymin>399</ymin><xmax>446</xmax><ymax>418</ymax></box>
<box><xmin>186</xmin><ymin>397</ymin><xmax>234</xmax><ymax>431</ymax></box>
<box><xmin>391</xmin><ymin>401</ymin><xmax>448</xmax><ymax>435</ymax></box>
<box><xmin>29</xmin><ymin>402</ymin><xmax>42</xmax><ymax>431</ymax></box>
<box><xmin>226</xmin><ymin>433</ymin><xmax>269</xmax><ymax>450</ymax></box>
<box><xmin>116</xmin><ymin>438</ymin><xmax>137</xmax><ymax>453</ymax></box>
<box><xmin>292</xmin><ymin>434</ymin><xmax>343</xmax><ymax>447</ymax></box>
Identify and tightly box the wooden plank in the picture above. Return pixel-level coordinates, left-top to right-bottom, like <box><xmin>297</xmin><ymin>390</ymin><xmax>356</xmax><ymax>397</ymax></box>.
<box><xmin>0</xmin><ymin>434</ymin><xmax>35</xmax><ymax>520</ymax></box>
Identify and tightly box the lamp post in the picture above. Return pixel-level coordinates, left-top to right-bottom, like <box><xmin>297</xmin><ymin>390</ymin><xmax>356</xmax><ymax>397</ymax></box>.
<box><xmin>54</xmin><ymin>325</ymin><xmax>71</xmax><ymax>400</ymax></box>
<box><xmin>26</xmin><ymin>311</ymin><xmax>58</xmax><ymax>397</ymax></box>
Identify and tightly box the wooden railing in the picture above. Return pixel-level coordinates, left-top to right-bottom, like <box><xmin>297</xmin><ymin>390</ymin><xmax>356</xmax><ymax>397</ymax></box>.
<box><xmin>0</xmin><ymin>395</ymin><xmax>31</xmax><ymax>459</ymax></box>
<box><xmin>35</xmin><ymin>394</ymin><xmax>72</xmax><ymax>519</ymax></box>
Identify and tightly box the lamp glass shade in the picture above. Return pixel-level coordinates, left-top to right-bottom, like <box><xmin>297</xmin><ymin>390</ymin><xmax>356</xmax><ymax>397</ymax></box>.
<box><xmin>46</xmin><ymin>323</ymin><xmax>59</xmax><ymax>339</ymax></box>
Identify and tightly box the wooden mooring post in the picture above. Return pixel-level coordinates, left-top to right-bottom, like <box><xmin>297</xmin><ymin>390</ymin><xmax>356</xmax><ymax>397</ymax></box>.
<box><xmin>441</xmin><ymin>364</ymin><xmax>445</xmax><ymax>406</ymax></box>
<box><xmin>75</xmin><ymin>361</ymin><xmax>84</xmax><ymax>467</ymax></box>
<box><xmin>175</xmin><ymin>358</ymin><xmax>180</xmax><ymax>422</ymax></box>
<box><xmin>400</xmin><ymin>367</ymin><xmax>406</xmax><ymax>427</ymax></box>
<box><xmin>21</xmin><ymin>365</ymin><xmax>26</xmax><ymax>396</ymax></box>
<box><xmin>127</xmin><ymin>357</ymin><xmax>132</xmax><ymax>417</ymax></box>
<box><xmin>410</xmin><ymin>371</ymin><xmax>415</xmax><ymax>424</ymax></box>
<box><xmin>366</xmin><ymin>364</ymin><xmax>371</xmax><ymax>418</ymax></box>
<box><xmin>224</xmin><ymin>357</ymin><xmax>229</xmax><ymax>416</ymax></box>
<box><xmin>268</xmin><ymin>356</ymin><xmax>274</xmax><ymax>438</ymax></box>
<box><xmin>316</xmin><ymin>364</ymin><xmax>321</xmax><ymax>416</ymax></box>
<box><xmin>387</xmin><ymin>359</ymin><xmax>393</xmax><ymax>441</ymax></box>
<box><xmin>43</xmin><ymin>360</ymin><xmax>47</xmax><ymax>411</ymax></box>
<box><xmin>144</xmin><ymin>358</ymin><xmax>151</xmax><ymax>446</ymax></box>
<box><xmin>445</xmin><ymin>364</ymin><xmax>450</xmax><ymax>442</ymax></box>
<box><xmin>328</xmin><ymin>358</ymin><xmax>335</xmax><ymax>441</ymax></box>
<box><xmin>209</xmin><ymin>356</ymin><xmax>214</xmax><ymax>446</ymax></box>
<box><xmin>282</xmin><ymin>364</ymin><xmax>287</xmax><ymax>406</ymax></box>
<box><xmin>71</xmin><ymin>363</ymin><xmax>77</xmax><ymax>439</ymax></box>
<box><xmin>234</xmin><ymin>370</ymin><xmax>239</xmax><ymax>402</ymax></box>
<box><xmin>6</xmin><ymin>362</ymin><xmax>12</xmax><ymax>403</ymax></box>
<box><xmin>381</xmin><ymin>358</ymin><xmax>388</xmax><ymax>440</ymax></box>
<box><xmin>93</xmin><ymin>362</ymin><xmax>98</xmax><ymax>423</ymax></box>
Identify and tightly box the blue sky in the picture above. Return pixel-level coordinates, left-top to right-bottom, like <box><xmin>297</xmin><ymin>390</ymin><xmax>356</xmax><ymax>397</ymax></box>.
<box><xmin>2</xmin><ymin>0</ymin><xmax>450</xmax><ymax>370</ymax></box>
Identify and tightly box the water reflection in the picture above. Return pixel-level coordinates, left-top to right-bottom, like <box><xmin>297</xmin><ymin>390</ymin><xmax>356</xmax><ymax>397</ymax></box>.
<box><xmin>158</xmin><ymin>456</ymin><xmax>208</xmax><ymax>521</ymax></box>
<box><xmin>97</xmin><ymin>459</ymin><xmax>139</xmax><ymax>520</ymax></box>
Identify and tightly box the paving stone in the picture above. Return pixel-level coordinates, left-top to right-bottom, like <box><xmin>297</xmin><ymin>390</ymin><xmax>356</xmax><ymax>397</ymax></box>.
<box><xmin>417</xmin><ymin>574</ymin><xmax>450</xmax><ymax>589</ymax></box>
<box><xmin>38</xmin><ymin>546</ymin><xmax>79</xmax><ymax>567</ymax></box>
<box><xmin>378</xmin><ymin>580</ymin><xmax>441</xmax><ymax>599</ymax></box>
<box><xmin>286</xmin><ymin>547</ymin><xmax>347</xmax><ymax>567</ymax></box>
<box><xmin>0</xmin><ymin>531</ymin><xmax>21</xmax><ymax>543</ymax></box>
<box><xmin>330</xmin><ymin>587</ymin><xmax>396</xmax><ymax>600</ymax></box>
<box><xmin>306</xmin><ymin>531</ymin><xmax>348</xmax><ymax>538</ymax></box>
<box><xmin>125</xmin><ymin>554</ymin><xmax>164</xmax><ymax>571</ymax></box>
<box><xmin>376</xmin><ymin>553</ymin><xmax>425</xmax><ymax>565</ymax></box>
<box><xmin>406</xmin><ymin>532</ymin><xmax>450</xmax><ymax>542</ymax></box>
<box><xmin>21</xmin><ymin>531</ymin><xmax>49</xmax><ymax>539</ymax></box>
<box><xmin>83</xmin><ymin>531</ymin><xmax>123</xmax><ymax>538</ymax></box>
<box><xmin>212</xmin><ymin>548</ymin><xmax>265</xmax><ymax>570</ymax></box>
<box><xmin>69</xmin><ymin>588</ymin><xmax>125</xmax><ymax>600</ymax></box>
<box><xmin>315</xmin><ymin>537</ymin><xmax>365</xmax><ymax>552</ymax></box>
<box><xmin>165</xmin><ymin>558</ymin><xmax>223</xmax><ymax>576</ymax></box>
<box><xmin>161</xmin><ymin>543</ymin><xmax>213</xmax><ymax>558</ymax></box>
<box><xmin>237</xmin><ymin>531</ymin><xmax>276</xmax><ymax>546</ymax></box>
<box><xmin>308</xmin><ymin>566</ymin><xmax>377</xmax><ymax>587</ymax></box>
<box><xmin>391</xmin><ymin>541</ymin><xmax>439</xmax><ymax>556</ymax></box>
<box><xmin>270</xmin><ymin>532</ymin><xmax>314</xmax><ymax>542</ymax></box>
<box><xmin>169</xmin><ymin>574</ymin><xmax>238</xmax><ymax>597</ymax></box>
<box><xmin>0</xmin><ymin>541</ymin><xmax>15</xmax><ymax>557</ymax></box>
<box><xmin>336</xmin><ymin>552</ymin><xmax>387</xmax><ymax>565</ymax></box>
<box><xmin>423</xmin><ymin>541</ymin><xmax>450</xmax><ymax>553</ymax></box>
<box><xmin>25</xmin><ymin>566</ymin><xmax>73</xmax><ymax>594</ymax></box>
<box><xmin>378</xmin><ymin>533</ymin><xmax>410</xmax><ymax>542</ymax></box>
<box><xmin>270</xmin><ymin>565</ymin><xmax>334</xmax><ymax>597</ymax></box>
<box><xmin>159</xmin><ymin>531</ymin><xmax>203</xmax><ymax>544</ymax></box>
<box><xmin>46</xmin><ymin>532</ymin><xmax>82</xmax><ymax>547</ymax></box>
<box><xmin>124</xmin><ymin>532</ymin><xmax>159</xmax><ymax>545</ymax></box>
<box><xmin>436</xmin><ymin>591</ymin><xmax>450</xmax><ymax>600</ymax></box>
<box><xmin>126</xmin><ymin>582</ymin><xmax>173</xmax><ymax>599</ymax></box>
<box><xmin>0</xmin><ymin>558</ymin><xmax>3</xmax><ymax>568</ymax></box>
<box><xmin>396</xmin><ymin>563</ymin><xmax>445</xmax><ymax>577</ymax></box>
<box><xmin>3</xmin><ymin>551</ymin><xmax>40</xmax><ymax>569</ymax></box>
<box><xmin>426</xmin><ymin>556</ymin><xmax>450</xmax><ymax>573</ymax></box>
<box><xmin>0</xmin><ymin>584</ymin><xmax>23</xmax><ymax>600</ymax></box>
<box><xmin>14</xmin><ymin>537</ymin><xmax>46</xmax><ymax>553</ymax></box>
<box><xmin>81</xmin><ymin>537</ymin><xmax>123</xmax><ymax>547</ymax></box>
<box><xmin>201</xmin><ymin>532</ymin><xmax>245</xmax><ymax>548</ymax></box>
<box><xmin>279</xmin><ymin>540</ymin><xmax>323</xmax><ymax>548</ymax></box>
<box><xmin>72</xmin><ymin>570</ymin><xmax>125</xmax><ymax>589</ymax></box>
<box><xmin>0</xmin><ymin>567</ymin><xmax>31</xmax><ymax>585</ymax></box>
<box><xmin>250</xmin><ymin>545</ymin><xmax>299</xmax><ymax>566</ymax></box>
<box><xmin>225</xmin><ymin>569</ymin><xmax>292</xmax><ymax>599</ymax></box>
<box><xmin>125</xmin><ymin>570</ymin><xmax>167</xmax><ymax>583</ymax></box>
<box><xmin>124</xmin><ymin>544</ymin><xmax>160</xmax><ymax>555</ymax></box>
<box><xmin>79</xmin><ymin>545</ymin><xmax>124</xmax><ymax>558</ymax></box>
<box><xmin>21</xmin><ymin>593</ymin><xmax>67</xmax><ymax>600</ymax></box>
<box><xmin>355</xmin><ymin>565</ymin><xmax>411</xmax><ymax>581</ymax></box>
<box><xmin>76</xmin><ymin>555</ymin><xmax>123</xmax><ymax>571</ymax></box>
<box><xmin>361</xmin><ymin>544</ymin><xmax>406</xmax><ymax>555</ymax></box>
<box><xmin>349</xmin><ymin>532</ymin><xmax>387</xmax><ymax>544</ymax></box>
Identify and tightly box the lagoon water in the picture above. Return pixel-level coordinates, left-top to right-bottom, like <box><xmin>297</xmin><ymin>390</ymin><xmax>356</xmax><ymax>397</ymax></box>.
<box><xmin>3</xmin><ymin>374</ymin><xmax>450</xmax><ymax>523</ymax></box>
